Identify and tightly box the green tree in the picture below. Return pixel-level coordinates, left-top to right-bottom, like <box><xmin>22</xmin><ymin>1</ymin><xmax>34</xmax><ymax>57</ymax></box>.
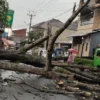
<box><xmin>0</xmin><ymin>0</ymin><xmax>9</xmax><ymax>28</ymax></box>
<box><xmin>28</xmin><ymin>29</ymin><xmax>44</xmax><ymax>42</ymax></box>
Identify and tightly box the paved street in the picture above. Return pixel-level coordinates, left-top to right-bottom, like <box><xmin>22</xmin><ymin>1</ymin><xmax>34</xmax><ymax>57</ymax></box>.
<box><xmin>0</xmin><ymin>71</ymin><xmax>78</xmax><ymax>100</ymax></box>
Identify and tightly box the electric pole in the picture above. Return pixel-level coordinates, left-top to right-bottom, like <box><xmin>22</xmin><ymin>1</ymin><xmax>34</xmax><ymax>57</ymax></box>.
<box><xmin>27</xmin><ymin>11</ymin><xmax>36</xmax><ymax>41</ymax></box>
<box><xmin>46</xmin><ymin>23</ymin><xmax>52</xmax><ymax>50</ymax></box>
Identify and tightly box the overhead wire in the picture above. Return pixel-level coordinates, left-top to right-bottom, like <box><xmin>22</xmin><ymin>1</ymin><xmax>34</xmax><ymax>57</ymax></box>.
<box><xmin>36</xmin><ymin>0</ymin><xmax>54</xmax><ymax>12</ymax></box>
<box><xmin>33</xmin><ymin>0</ymin><xmax>46</xmax><ymax>10</ymax></box>
<box><xmin>37</xmin><ymin>0</ymin><xmax>58</xmax><ymax>13</ymax></box>
<box><xmin>42</xmin><ymin>0</ymin><xmax>58</xmax><ymax>10</ymax></box>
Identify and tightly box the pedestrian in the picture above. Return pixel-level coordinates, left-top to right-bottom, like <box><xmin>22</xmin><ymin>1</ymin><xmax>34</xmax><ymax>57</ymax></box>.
<box><xmin>67</xmin><ymin>52</ymin><xmax>74</xmax><ymax>65</ymax></box>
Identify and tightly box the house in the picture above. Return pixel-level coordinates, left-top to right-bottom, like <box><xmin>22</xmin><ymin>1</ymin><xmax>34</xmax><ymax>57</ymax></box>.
<box><xmin>32</xmin><ymin>19</ymin><xmax>78</xmax><ymax>50</ymax></box>
<box><xmin>70</xmin><ymin>0</ymin><xmax>100</xmax><ymax>57</ymax></box>
<box><xmin>12</xmin><ymin>29</ymin><xmax>27</xmax><ymax>44</ymax></box>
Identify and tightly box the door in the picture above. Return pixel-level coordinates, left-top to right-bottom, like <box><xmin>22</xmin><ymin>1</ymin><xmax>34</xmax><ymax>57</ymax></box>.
<box><xmin>94</xmin><ymin>49</ymin><xmax>100</xmax><ymax>67</ymax></box>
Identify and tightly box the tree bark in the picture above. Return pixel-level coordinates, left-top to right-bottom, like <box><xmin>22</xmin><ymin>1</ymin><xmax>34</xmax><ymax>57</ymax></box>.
<box><xmin>0</xmin><ymin>61</ymin><xmax>70</xmax><ymax>79</ymax></box>
<box><xmin>0</xmin><ymin>53</ymin><xmax>45</xmax><ymax>67</ymax></box>
<box><xmin>53</xmin><ymin>63</ymin><xmax>99</xmax><ymax>72</ymax></box>
<box><xmin>45</xmin><ymin>0</ymin><xmax>90</xmax><ymax>71</ymax></box>
<box><xmin>63</xmin><ymin>67</ymin><xmax>100</xmax><ymax>84</ymax></box>
<box><xmin>73</xmin><ymin>81</ymin><xmax>100</xmax><ymax>92</ymax></box>
<box><xmin>18</xmin><ymin>35</ymin><xmax>49</xmax><ymax>54</ymax></box>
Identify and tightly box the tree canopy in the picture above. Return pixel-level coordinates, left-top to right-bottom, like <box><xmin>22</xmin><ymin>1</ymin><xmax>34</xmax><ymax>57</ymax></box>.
<box><xmin>0</xmin><ymin>0</ymin><xmax>9</xmax><ymax>28</ymax></box>
<box><xmin>28</xmin><ymin>29</ymin><xmax>44</xmax><ymax>42</ymax></box>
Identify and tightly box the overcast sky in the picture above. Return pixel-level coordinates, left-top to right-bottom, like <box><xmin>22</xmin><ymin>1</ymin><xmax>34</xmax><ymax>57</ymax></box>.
<box><xmin>7</xmin><ymin>0</ymin><xmax>80</xmax><ymax>29</ymax></box>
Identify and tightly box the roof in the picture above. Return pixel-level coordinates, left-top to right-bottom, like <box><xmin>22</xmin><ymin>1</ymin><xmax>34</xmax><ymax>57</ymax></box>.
<box><xmin>69</xmin><ymin>30</ymin><xmax>100</xmax><ymax>37</ymax></box>
<box><xmin>1</xmin><ymin>38</ymin><xmax>15</xmax><ymax>46</ymax></box>
<box><xmin>13</xmin><ymin>29</ymin><xmax>26</xmax><ymax>37</ymax></box>
<box><xmin>32</xmin><ymin>19</ymin><xmax>64</xmax><ymax>29</ymax></box>
<box><xmin>55</xmin><ymin>40</ymin><xmax>72</xmax><ymax>44</ymax></box>
<box><xmin>69</xmin><ymin>32</ymin><xmax>89</xmax><ymax>37</ymax></box>
<box><xmin>32</xmin><ymin>19</ymin><xmax>78</xmax><ymax>31</ymax></box>
<box><xmin>67</xmin><ymin>20</ymin><xmax>78</xmax><ymax>31</ymax></box>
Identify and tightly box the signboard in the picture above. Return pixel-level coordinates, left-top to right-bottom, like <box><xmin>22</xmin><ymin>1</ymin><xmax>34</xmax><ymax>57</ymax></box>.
<box><xmin>6</xmin><ymin>10</ymin><xmax>14</xmax><ymax>27</ymax></box>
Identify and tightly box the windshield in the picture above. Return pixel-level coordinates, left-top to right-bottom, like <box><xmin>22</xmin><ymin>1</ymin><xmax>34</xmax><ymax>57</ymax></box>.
<box><xmin>97</xmin><ymin>50</ymin><xmax>100</xmax><ymax>56</ymax></box>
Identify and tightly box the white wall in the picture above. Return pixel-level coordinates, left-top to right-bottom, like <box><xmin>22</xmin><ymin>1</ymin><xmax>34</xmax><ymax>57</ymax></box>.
<box><xmin>4</xmin><ymin>28</ymin><xmax>13</xmax><ymax>37</ymax></box>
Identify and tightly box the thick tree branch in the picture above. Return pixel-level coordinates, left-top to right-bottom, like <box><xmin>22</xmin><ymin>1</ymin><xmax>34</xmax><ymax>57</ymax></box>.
<box><xmin>73</xmin><ymin>2</ymin><xmax>76</xmax><ymax>13</ymax></box>
<box><xmin>79</xmin><ymin>0</ymin><xmax>84</xmax><ymax>7</ymax></box>
<box><xmin>18</xmin><ymin>35</ymin><xmax>49</xmax><ymax>54</ymax></box>
<box><xmin>45</xmin><ymin>0</ymin><xmax>90</xmax><ymax>71</ymax></box>
<box><xmin>0</xmin><ymin>61</ymin><xmax>69</xmax><ymax>79</ymax></box>
<box><xmin>0</xmin><ymin>53</ymin><xmax>45</xmax><ymax>67</ymax></box>
<box><xmin>49</xmin><ymin>0</ymin><xmax>90</xmax><ymax>50</ymax></box>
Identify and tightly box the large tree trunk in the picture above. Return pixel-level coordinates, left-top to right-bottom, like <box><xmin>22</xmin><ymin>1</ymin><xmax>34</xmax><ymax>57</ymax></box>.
<box><xmin>45</xmin><ymin>0</ymin><xmax>90</xmax><ymax>71</ymax></box>
<box><xmin>0</xmin><ymin>53</ymin><xmax>45</xmax><ymax>67</ymax></box>
<box><xmin>0</xmin><ymin>61</ymin><xmax>70</xmax><ymax>80</ymax></box>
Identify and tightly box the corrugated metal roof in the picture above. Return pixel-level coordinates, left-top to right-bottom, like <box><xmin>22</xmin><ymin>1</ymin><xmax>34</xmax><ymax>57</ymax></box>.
<box><xmin>68</xmin><ymin>31</ymin><xmax>94</xmax><ymax>37</ymax></box>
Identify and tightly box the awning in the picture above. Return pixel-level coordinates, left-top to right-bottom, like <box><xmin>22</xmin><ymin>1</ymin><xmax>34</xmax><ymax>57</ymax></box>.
<box><xmin>69</xmin><ymin>32</ymin><xmax>89</xmax><ymax>37</ymax></box>
<box><xmin>55</xmin><ymin>40</ymin><xmax>72</xmax><ymax>44</ymax></box>
<box><xmin>68</xmin><ymin>31</ymin><xmax>93</xmax><ymax>37</ymax></box>
<box><xmin>1</xmin><ymin>38</ymin><xmax>15</xmax><ymax>46</ymax></box>
<box><xmin>7</xmin><ymin>40</ymin><xmax>15</xmax><ymax>45</ymax></box>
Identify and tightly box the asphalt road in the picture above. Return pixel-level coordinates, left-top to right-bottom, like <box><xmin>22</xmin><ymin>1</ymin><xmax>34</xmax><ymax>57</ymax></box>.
<box><xmin>0</xmin><ymin>70</ymin><xmax>78</xmax><ymax>100</ymax></box>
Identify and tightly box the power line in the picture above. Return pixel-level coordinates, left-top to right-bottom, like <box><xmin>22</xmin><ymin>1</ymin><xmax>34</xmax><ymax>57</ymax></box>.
<box><xmin>42</xmin><ymin>0</ymin><xmax>58</xmax><ymax>11</ymax></box>
<box><xmin>36</xmin><ymin>0</ymin><xmax>59</xmax><ymax>14</ymax></box>
<box><xmin>38</xmin><ymin>0</ymin><xmax>55</xmax><ymax>12</ymax></box>
<box><xmin>33</xmin><ymin>0</ymin><xmax>46</xmax><ymax>10</ymax></box>
<box><xmin>12</xmin><ymin>5</ymin><xmax>68</xmax><ymax>12</ymax></box>
<box><xmin>36</xmin><ymin>0</ymin><xmax>54</xmax><ymax>12</ymax></box>
<box><xmin>53</xmin><ymin>5</ymin><xmax>79</xmax><ymax>19</ymax></box>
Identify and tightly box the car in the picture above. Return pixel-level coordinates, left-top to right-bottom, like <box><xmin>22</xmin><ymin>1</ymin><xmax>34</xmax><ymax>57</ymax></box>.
<box><xmin>52</xmin><ymin>48</ymin><xmax>65</xmax><ymax>60</ymax></box>
<box><xmin>94</xmin><ymin>48</ymin><xmax>100</xmax><ymax>68</ymax></box>
<box><xmin>26</xmin><ymin>50</ymin><xmax>33</xmax><ymax>55</ymax></box>
<box><xmin>40</xmin><ymin>49</ymin><xmax>47</xmax><ymax>58</ymax></box>
<box><xmin>40</xmin><ymin>48</ymin><xmax>66</xmax><ymax>60</ymax></box>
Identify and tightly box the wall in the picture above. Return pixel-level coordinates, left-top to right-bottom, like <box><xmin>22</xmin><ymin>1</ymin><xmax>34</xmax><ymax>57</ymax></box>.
<box><xmin>77</xmin><ymin>18</ymin><xmax>93</xmax><ymax>33</ymax></box>
<box><xmin>93</xmin><ymin>9</ymin><xmax>100</xmax><ymax>30</ymax></box>
<box><xmin>42</xmin><ymin>24</ymin><xmax>76</xmax><ymax>49</ymax></box>
<box><xmin>72</xmin><ymin>36</ymin><xmax>91</xmax><ymax>57</ymax></box>
<box><xmin>51</xmin><ymin>26</ymin><xmax>75</xmax><ymax>43</ymax></box>
<box><xmin>82</xmin><ymin>36</ymin><xmax>91</xmax><ymax>57</ymax></box>
<box><xmin>12</xmin><ymin>36</ymin><xmax>26</xmax><ymax>43</ymax></box>
<box><xmin>89</xmin><ymin>32</ymin><xmax>100</xmax><ymax>56</ymax></box>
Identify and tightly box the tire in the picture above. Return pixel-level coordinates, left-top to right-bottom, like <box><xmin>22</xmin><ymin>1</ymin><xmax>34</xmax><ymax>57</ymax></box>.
<box><xmin>78</xmin><ymin>62</ymin><xmax>83</xmax><ymax>65</ymax></box>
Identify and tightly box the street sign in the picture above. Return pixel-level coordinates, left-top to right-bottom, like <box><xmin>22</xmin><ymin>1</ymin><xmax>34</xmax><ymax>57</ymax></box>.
<box><xmin>6</xmin><ymin>10</ymin><xmax>14</xmax><ymax>27</ymax></box>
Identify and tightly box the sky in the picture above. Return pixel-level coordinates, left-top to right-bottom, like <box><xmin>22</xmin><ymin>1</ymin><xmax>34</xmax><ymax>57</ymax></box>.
<box><xmin>7</xmin><ymin>0</ymin><xmax>80</xmax><ymax>29</ymax></box>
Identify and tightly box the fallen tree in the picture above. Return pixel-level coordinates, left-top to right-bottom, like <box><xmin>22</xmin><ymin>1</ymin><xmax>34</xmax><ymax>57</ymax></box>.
<box><xmin>0</xmin><ymin>61</ymin><xmax>70</xmax><ymax>79</ymax></box>
<box><xmin>45</xmin><ymin>0</ymin><xmax>90</xmax><ymax>71</ymax></box>
<box><xmin>0</xmin><ymin>0</ymin><xmax>90</xmax><ymax>70</ymax></box>
<box><xmin>18</xmin><ymin>35</ymin><xmax>49</xmax><ymax>54</ymax></box>
<box><xmin>0</xmin><ymin>53</ymin><xmax>45</xmax><ymax>67</ymax></box>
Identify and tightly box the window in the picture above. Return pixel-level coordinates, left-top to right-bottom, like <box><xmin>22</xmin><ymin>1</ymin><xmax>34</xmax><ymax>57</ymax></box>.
<box><xmin>85</xmin><ymin>43</ymin><xmax>88</xmax><ymax>51</ymax></box>
<box><xmin>80</xmin><ymin>10</ymin><xmax>94</xmax><ymax>26</ymax></box>
<box><xmin>97</xmin><ymin>50</ymin><xmax>100</xmax><ymax>56</ymax></box>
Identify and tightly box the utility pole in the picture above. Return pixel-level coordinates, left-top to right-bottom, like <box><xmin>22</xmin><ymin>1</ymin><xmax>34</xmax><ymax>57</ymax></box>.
<box><xmin>46</xmin><ymin>23</ymin><xmax>52</xmax><ymax>50</ymax></box>
<box><xmin>27</xmin><ymin>11</ymin><xmax>36</xmax><ymax>41</ymax></box>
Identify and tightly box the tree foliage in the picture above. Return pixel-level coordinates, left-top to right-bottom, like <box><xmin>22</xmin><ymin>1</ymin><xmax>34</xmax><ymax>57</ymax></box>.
<box><xmin>0</xmin><ymin>0</ymin><xmax>9</xmax><ymax>28</ymax></box>
<box><xmin>28</xmin><ymin>29</ymin><xmax>44</xmax><ymax>42</ymax></box>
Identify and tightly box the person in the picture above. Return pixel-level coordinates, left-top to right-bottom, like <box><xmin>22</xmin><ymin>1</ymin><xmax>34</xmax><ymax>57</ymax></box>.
<box><xmin>67</xmin><ymin>52</ymin><xmax>74</xmax><ymax>65</ymax></box>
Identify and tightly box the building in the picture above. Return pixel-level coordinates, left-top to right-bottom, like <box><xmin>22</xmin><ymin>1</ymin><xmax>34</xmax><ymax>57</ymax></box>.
<box><xmin>32</xmin><ymin>19</ymin><xmax>78</xmax><ymax>50</ymax></box>
<box><xmin>70</xmin><ymin>0</ymin><xmax>100</xmax><ymax>57</ymax></box>
<box><xmin>12</xmin><ymin>29</ymin><xmax>27</xmax><ymax>44</ymax></box>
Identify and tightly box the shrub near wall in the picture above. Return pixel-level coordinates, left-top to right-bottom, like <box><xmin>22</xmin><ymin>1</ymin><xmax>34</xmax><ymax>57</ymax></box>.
<box><xmin>74</xmin><ymin>58</ymin><xmax>94</xmax><ymax>67</ymax></box>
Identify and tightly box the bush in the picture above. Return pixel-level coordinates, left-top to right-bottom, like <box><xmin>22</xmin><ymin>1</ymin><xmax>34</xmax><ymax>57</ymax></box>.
<box><xmin>74</xmin><ymin>57</ymin><xmax>94</xmax><ymax>67</ymax></box>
